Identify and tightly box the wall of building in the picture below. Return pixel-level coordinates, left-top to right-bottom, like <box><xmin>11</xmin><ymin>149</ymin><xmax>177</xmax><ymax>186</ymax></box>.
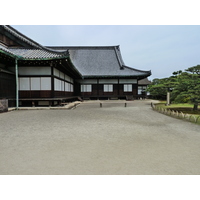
<box><xmin>0</xmin><ymin>33</ymin><xmax>19</xmax><ymax>46</ymax></box>
<box><xmin>8</xmin><ymin>66</ymin><xmax>75</xmax><ymax>98</ymax></box>
<box><xmin>53</xmin><ymin>68</ymin><xmax>74</xmax><ymax>97</ymax></box>
<box><xmin>77</xmin><ymin>78</ymin><xmax>138</xmax><ymax>99</ymax></box>
<box><xmin>0</xmin><ymin>71</ymin><xmax>16</xmax><ymax>99</ymax></box>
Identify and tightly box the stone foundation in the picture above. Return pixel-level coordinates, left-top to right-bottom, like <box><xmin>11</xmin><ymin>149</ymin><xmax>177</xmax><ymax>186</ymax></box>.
<box><xmin>0</xmin><ymin>99</ymin><xmax>8</xmax><ymax>113</ymax></box>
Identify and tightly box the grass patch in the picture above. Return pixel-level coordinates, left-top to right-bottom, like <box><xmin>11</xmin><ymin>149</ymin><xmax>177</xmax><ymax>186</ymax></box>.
<box><xmin>154</xmin><ymin>102</ymin><xmax>200</xmax><ymax>124</ymax></box>
<box><xmin>155</xmin><ymin>103</ymin><xmax>200</xmax><ymax>114</ymax></box>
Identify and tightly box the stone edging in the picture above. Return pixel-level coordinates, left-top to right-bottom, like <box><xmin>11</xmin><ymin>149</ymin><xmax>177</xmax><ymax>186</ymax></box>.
<box><xmin>151</xmin><ymin>102</ymin><xmax>200</xmax><ymax>124</ymax></box>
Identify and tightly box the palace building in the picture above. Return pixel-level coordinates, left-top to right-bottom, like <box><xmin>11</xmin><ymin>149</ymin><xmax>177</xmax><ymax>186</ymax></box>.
<box><xmin>0</xmin><ymin>25</ymin><xmax>151</xmax><ymax>108</ymax></box>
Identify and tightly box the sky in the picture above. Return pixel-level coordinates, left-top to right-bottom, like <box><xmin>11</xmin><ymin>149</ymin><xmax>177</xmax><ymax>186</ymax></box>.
<box><xmin>12</xmin><ymin>25</ymin><xmax>200</xmax><ymax>80</ymax></box>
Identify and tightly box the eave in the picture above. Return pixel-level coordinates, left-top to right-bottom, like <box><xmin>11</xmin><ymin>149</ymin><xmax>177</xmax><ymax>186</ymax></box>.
<box><xmin>83</xmin><ymin>74</ymin><xmax>151</xmax><ymax>79</ymax></box>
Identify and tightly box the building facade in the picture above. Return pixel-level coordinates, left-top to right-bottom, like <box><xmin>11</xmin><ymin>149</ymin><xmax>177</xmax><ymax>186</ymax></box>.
<box><xmin>0</xmin><ymin>25</ymin><xmax>151</xmax><ymax>107</ymax></box>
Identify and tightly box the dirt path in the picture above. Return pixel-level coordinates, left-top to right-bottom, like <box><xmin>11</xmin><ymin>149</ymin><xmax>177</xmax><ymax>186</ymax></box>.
<box><xmin>0</xmin><ymin>100</ymin><xmax>199</xmax><ymax>174</ymax></box>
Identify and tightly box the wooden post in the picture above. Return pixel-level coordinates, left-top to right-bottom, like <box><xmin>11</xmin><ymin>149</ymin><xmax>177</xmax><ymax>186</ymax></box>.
<box><xmin>15</xmin><ymin>59</ymin><xmax>19</xmax><ymax>110</ymax></box>
<box><xmin>100</xmin><ymin>103</ymin><xmax>102</xmax><ymax>108</ymax></box>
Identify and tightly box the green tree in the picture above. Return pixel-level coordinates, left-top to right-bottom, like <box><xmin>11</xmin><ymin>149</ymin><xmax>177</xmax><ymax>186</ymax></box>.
<box><xmin>147</xmin><ymin>76</ymin><xmax>177</xmax><ymax>100</ymax></box>
<box><xmin>147</xmin><ymin>78</ymin><xmax>167</xmax><ymax>99</ymax></box>
<box><xmin>186</xmin><ymin>65</ymin><xmax>200</xmax><ymax>75</ymax></box>
<box><xmin>148</xmin><ymin>65</ymin><xmax>200</xmax><ymax>111</ymax></box>
<box><xmin>172</xmin><ymin>67</ymin><xmax>200</xmax><ymax>111</ymax></box>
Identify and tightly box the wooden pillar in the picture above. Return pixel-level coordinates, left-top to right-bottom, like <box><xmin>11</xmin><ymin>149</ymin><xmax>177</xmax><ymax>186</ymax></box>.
<box><xmin>15</xmin><ymin>58</ymin><xmax>19</xmax><ymax>110</ymax></box>
<box><xmin>118</xmin><ymin>78</ymin><xmax>119</xmax><ymax>96</ymax></box>
<box><xmin>97</xmin><ymin>78</ymin><xmax>99</xmax><ymax>99</ymax></box>
<box><xmin>51</xmin><ymin>64</ymin><xmax>54</xmax><ymax>98</ymax></box>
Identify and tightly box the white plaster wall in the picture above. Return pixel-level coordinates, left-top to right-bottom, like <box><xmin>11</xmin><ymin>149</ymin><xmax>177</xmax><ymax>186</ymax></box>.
<box><xmin>81</xmin><ymin>85</ymin><xmax>92</xmax><ymax>92</ymax></box>
<box><xmin>19</xmin><ymin>67</ymin><xmax>51</xmax><ymax>75</ymax></box>
<box><xmin>65</xmin><ymin>75</ymin><xmax>71</xmax><ymax>82</ymax></box>
<box><xmin>60</xmin><ymin>72</ymin><xmax>64</xmax><ymax>79</ymax></box>
<box><xmin>54</xmin><ymin>68</ymin><xmax>60</xmax><ymax>77</ymax></box>
<box><xmin>61</xmin><ymin>81</ymin><xmax>65</xmax><ymax>91</ymax></box>
<box><xmin>19</xmin><ymin>77</ymin><xmax>51</xmax><ymax>91</ymax></box>
<box><xmin>119</xmin><ymin>79</ymin><xmax>137</xmax><ymax>84</ymax></box>
<box><xmin>99</xmin><ymin>79</ymin><xmax>118</xmax><ymax>84</ymax></box>
<box><xmin>65</xmin><ymin>82</ymin><xmax>70</xmax><ymax>92</ymax></box>
<box><xmin>31</xmin><ymin>78</ymin><xmax>40</xmax><ymax>90</ymax></box>
<box><xmin>124</xmin><ymin>84</ymin><xmax>132</xmax><ymax>92</ymax></box>
<box><xmin>19</xmin><ymin>78</ymin><xmax>30</xmax><ymax>90</ymax></box>
<box><xmin>41</xmin><ymin>77</ymin><xmax>51</xmax><ymax>90</ymax></box>
<box><xmin>103</xmin><ymin>84</ymin><xmax>113</xmax><ymax>92</ymax></box>
<box><xmin>54</xmin><ymin>78</ymin><xmax>61</xmax><ymax>91</ymax></box>
<box><xmin>78</xmin><ymin>79</ymin><xmax>97</xmax><ymax>84</ymax></box>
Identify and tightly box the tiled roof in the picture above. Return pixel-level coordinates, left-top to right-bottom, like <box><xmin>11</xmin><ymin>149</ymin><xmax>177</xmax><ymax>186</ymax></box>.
<box><xmin>0</xmin><ymin>43</ymin><xmax>18</xmax><ymax>58</ymax></box>
<box><xmin>138</xmin><ymin>78</ymin><xmax>152</xmax><ymax>85</ymax></box>
<box><xmin>9</xmin><ymin>48</ymin><xmax>69</xmax><ymax>60</ymax></box>
<box><xmin>0</xmin><ymin>26</ymin><xmax>69</xmax><ymax>60</ymax></box>
<box><xmin>48</xmin><ymin>46</ymin><xmax>151</xmax><ymax>78</ymax></box>
<box><xmin>0</xmin><ymin>43</ymin><xmax>69</xmax><ymax>60</ymax></box>
<box><xmin>1</xmin><ymin>26</ymin><xmax>151</xmax><ymax>79</ymax></box>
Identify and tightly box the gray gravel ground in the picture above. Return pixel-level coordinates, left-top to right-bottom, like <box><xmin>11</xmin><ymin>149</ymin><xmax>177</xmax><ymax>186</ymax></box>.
<box><xmin>0</xmin><ymin>100</ymin><xmax>200</xmax><ymax>175</ymax></box>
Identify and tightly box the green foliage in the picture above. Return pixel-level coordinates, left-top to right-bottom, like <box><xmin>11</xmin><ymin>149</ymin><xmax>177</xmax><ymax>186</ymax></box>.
<box><xmin>185</xmin><ymin>65</ymin><xmax>200</xmax><ymax>75</ymax></box>
<box><xmin>147</xmin><ymin>78</ymin><xmax>167</xmax><ymax>99</ymax></box>
<box><xmin>148</xmin><ymin>65</ymin><xmax>200</xmax><ymax>110</ymax></box>
<box><xmin>147</xmin><ymin>76</ymin><xmax>178</xmax><ymax>100</ymax></box>
<box><xmin>172</xmin><ymin>69</ymin><xmax>200</xmax><ymax>110</ymax></box>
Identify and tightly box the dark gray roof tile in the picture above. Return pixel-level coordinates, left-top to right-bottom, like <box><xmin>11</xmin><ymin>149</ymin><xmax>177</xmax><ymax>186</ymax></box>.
<box><xmin>9</xmin><ymin>48</ymin><xmax>69</xmax><ymax>60</ymax></box>
<box><xmin>138</xmin><ymin>78</ymin><xmax>152</xmax><ymax>85</ymax></box>
<box><xmin>48</xmin><ymin>46</ymin><xmax>151</xmax><ymax>78</ymax></box>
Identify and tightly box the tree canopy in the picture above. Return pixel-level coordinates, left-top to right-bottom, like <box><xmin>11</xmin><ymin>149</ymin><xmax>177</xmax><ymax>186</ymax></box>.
<box><xmin>147</xmin><ymin>65</ymin><xmax>200</xmax><ymax>110</ymax></box>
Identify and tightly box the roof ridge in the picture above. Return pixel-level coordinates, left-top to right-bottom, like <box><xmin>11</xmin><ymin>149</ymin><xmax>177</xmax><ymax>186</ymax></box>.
<box><xmin>46</xmin><ymin>45</ymin><xmax>119</xmax><ymax>49</ymax></box>
<box><xmin>113</xmin><ymin>46</ymin><xmax>125</xmax><ymax>69</ymax></box>
<box><xmin>4</xmin><ymin>25</ymin><xmax>42</xmax><ymax>49</ymax></box>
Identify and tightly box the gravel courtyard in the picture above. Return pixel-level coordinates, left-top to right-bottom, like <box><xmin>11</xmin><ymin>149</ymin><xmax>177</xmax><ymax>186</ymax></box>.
<box><xmin>0</xmin><ymin>100</ymin><xmax>200</xmax><ymax>175</ymax></box>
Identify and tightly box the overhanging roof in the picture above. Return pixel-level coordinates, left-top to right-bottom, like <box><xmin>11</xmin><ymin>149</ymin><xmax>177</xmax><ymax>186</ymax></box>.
<box><xmin>8</xmin><ymin>48</ymin><xmax>69</xmax><ymax>60</ymax></box>
<box><xmin>138</xmin><ymin>78</ymin><xmax>152</xmax><ymax>85</ymax></box>
<box><xmin>1</xmin><ymin>25</ymin><xmax>152</xmax><ymax>80</ymax></box>
<box><xmin>47</xmin><ymin>46</ymin><xmax>151</xmax><ymax>78</ymax></box>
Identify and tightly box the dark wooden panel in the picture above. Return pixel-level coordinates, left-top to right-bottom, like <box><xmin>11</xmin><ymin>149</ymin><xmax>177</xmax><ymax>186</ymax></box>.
<box><xmin>30</xmin><ymin>91</ymin><xmax>41</xmax><ymax>98</ymax></box>
<box><xmin>19</xmin><ymin>91</ymin><xmax>31</xmax><ymax>98</ymax></box>
<box><xmin>118</xmin><ymin>84</ymin><xmax>124</xmax><ymax>96</ymax></box>
<box><xmin>54</xmin><ymin>91</ymin><xmax>73</xmax><ymax>98</ymax></box>
<box><xmin>0</xmin><ymin>33</ymin><xmax>19</xmax><ymax>47</ymax></box>
<box><xmin>98</xmin><ymin>84</ymin><xmax>103</xmax><ymax>96</ymax></box>
<box><xmin>40</xmin><ymin>91</ymin><xmax>52</xmax><ymax>98</ymax></box>
<box><xmin>113</xmin><ymin>84</ymin><xmax>118</xmax><ymax>96</ymax></box>
<box><xmin>92</xmin><ymin>84</ymin><xmax>98</xmax><ymax>95</ymax></box>
<box><xmin>74</xmin><ymin>82</ymin><xmax>81</xmax><ymax>96</ymax></box>
<box><xmin>80</xmin><ymin>92</ymin><xmax>92</xmax><ymax>97</ymax></box>
<box><xmin>0</xmin><ymin>72</ymin><xmax>16</xmax><ymax>98</ymax></box>
<box><xmin>132</xmin><ymin>84</ymin><xmax>138</xmax><ymax>95</ymax></box>
<box><xmin>19</xmin><ymin>91</ymin><xmax>52</xmax><ymax>98</ymax></box>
